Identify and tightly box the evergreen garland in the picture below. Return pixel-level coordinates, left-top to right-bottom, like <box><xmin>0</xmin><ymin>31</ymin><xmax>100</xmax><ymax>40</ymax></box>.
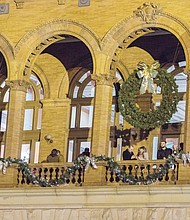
<box><xmin>0</xmin><ymin>155</ymin><xmax>176</xmax><ymax>187</ymax></box>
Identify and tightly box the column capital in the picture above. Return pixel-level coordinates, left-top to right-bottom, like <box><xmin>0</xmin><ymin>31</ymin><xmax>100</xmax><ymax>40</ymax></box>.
<box><xmin>6</xmin><ymin>80</ymin><xmax>30</xmax><ymax>92</ymax></box>
<box><xmin>91</xmin><ymin>74</ymin><xmax>117</xmax><ymax>86</ymax></box>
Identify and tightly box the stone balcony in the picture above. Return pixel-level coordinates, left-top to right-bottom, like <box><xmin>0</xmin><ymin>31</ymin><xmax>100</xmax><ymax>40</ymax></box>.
<box><xmin>1</xmin><ymin>160</ymin><xmax>190</xmax><ymax>220</ymax></box>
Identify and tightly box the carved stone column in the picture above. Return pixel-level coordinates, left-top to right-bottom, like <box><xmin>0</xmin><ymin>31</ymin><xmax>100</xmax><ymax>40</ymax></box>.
<box><xmin>91</xmin><ymin>74</ymin><xmax>117</xmax><ymax>156</ymax></box>
<box><xmin>5</xmin><ymin>80</ymin><xmax>29</xmax><ymax>158</ymax></box>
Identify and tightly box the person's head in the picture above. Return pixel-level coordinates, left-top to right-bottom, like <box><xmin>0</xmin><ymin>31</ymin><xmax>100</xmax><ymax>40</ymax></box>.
<box><xmin>82</xmin><ymin>148</ymin><xmax>90</xmax><ymax>156</ymax></box>
<box><xmin>160</xmin><ymin>141</ymin><xmax>166</xmax><ymax>149</ymax></box>
<box><xmin>51</xmin><ymin>149</ymin><xmax>57</xmax><ymax>157</ymax></box>
<box><xmin>139</xmin><ymin>146</ymin><xmax>146</xmax><ymax>152</ymax></box>
<box><xmin>57</xmin><ymin>150</ymin><xmax>61</xmax><ymax>155</ymax></box>
<box><xmin>127</xmin><ymin>146</ymin><xmax>134</xmax><ymax>152</ymax></box>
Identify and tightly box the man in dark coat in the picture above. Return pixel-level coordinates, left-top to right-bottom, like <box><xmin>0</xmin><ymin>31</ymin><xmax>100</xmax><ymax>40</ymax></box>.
<box><xmin>157</xmin><ymin>141</ymin><xmax>172</xmax><ymax>159</ymax></box>
<box><xmin>123</xmin><ymin>146</ymin><xmax>137</xmax><ymax>160</ymax></box>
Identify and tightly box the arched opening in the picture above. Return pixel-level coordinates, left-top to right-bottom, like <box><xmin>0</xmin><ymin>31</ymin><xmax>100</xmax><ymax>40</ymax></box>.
<box><xmin>111</xmin><ymin>28</ymin><xmax>186</xmax><ymax>159</ymax></box>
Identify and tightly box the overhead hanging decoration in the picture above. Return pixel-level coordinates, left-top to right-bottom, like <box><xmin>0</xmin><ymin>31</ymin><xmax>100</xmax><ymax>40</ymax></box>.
<box><xmin>118</xmin><ymin>61</ymin><xmax>179</xmax><ymax>129</ymax></box>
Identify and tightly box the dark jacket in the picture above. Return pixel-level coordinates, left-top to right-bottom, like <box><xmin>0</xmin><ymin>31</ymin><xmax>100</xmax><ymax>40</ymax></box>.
<box><xmin>157</xmin><ymin>148</ymin><xmax>172</xmax><ymax>159</ymax></box>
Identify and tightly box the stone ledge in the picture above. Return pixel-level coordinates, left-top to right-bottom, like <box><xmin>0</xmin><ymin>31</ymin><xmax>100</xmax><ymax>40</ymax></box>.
<box><xmin>0</xmin><ymin>185</ymin><xmax>190</xmax><ymax>209</ymax></box>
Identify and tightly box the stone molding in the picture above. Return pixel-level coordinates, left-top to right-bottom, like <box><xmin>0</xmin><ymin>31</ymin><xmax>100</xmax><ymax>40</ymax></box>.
<box><xmin>1</xmin><ymin>185</ymin><xmax>190</xmax><ymax>208</ymax></box>
<box><xmin>6</xmin><ymin>80</ymin><xmax>30</xmax><ymax>92</ymax></box>
<box><xmin>91</xmin><ymin>74</ymin><xmax>118</xmax><ymax>86</ymax></box>
<box><xmin>15</xmin><ymin>19</ymin><xmax>100</xmax><ymax>55</ymax></box>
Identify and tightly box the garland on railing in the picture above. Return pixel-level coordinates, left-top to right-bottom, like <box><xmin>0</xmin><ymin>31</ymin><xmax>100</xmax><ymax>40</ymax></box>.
<box><xmin>0</xmin><ymin>155</ymin><xmax>177</xmax><ymax>187</ymax></box>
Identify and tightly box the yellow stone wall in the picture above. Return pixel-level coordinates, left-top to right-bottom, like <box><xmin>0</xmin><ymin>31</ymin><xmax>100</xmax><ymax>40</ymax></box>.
<box><xmin>1</xmin><ymin>0</ymin><xmax>190</xmax><ymax>159</ymax></box>
<box><xmin>2</xmin><ymin>1</ymin><xmax>190</xmax><ymax>217</ymax></box>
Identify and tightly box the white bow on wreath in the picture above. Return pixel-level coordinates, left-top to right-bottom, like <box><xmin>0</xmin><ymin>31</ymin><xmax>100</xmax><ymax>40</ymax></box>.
<box><xmin>137</xmin><ymin>61</ymin><xmax>160</xmax><ymax>94</ymax></box>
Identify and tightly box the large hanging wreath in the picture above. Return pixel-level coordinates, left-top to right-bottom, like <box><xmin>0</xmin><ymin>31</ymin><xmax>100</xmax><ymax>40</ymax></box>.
<box><xmin>118</xmin><ymin>62</ymin><xmax>179</xmax><ymax>129</ymax></box>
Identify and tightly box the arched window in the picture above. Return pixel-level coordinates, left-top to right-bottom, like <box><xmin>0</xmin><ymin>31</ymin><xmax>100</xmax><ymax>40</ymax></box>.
<box><xmin>0</xmin><ymin>81</ymin><xmax>9</xmax><ymax>158</ymax></box>
<box><xmin>21</xmin><ymin>73</ymin><xmax>44</xmax><ymax>163</ymax></box>
<box><xmin>68</xmin><ymin>70</ymin><xmax>95</xmax><ymax>162</ymax></box>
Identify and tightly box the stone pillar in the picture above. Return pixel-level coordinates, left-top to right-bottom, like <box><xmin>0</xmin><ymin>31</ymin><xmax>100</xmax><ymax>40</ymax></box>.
<box><xmin>184</xmin><ymin>70</ymin><xmax>190</xmax><ymax>152</ymax></box>
<box><xmin>39</xmin><ymin>98</ymin><xmax>71</xmax><ymax>162</ymax></box>
<box><xmin>91</xmin><ymin>74</ymin><xmax>117</xmax><ymax>156</ymax></box>
<box><xmin>5</xmin><ymin>80</ymin><xmax>29</xmax><ymax>158</ymax></box>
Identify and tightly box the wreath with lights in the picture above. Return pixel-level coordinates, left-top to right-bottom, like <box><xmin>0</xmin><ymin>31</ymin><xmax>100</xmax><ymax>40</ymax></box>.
<box><xmin>118</xmin><ymin>61</ymin><xmax>179</xmax><ymax>129</ymax></box>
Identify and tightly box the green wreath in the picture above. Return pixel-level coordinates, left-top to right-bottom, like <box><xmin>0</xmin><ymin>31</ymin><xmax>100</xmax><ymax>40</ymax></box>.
<box><xmin>118</xmin><ymin>67</ymin><xmax>179</xmax><ymax>129</ymax></box>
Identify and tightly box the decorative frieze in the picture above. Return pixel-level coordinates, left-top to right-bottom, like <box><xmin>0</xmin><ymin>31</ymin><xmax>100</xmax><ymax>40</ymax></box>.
<box><xmin>133</xmin><ymin>2</ymin><xmax>162</xmax><ymax>23</ymax></box>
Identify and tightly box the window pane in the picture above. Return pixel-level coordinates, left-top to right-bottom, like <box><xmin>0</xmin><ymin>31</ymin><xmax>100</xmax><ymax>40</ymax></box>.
<box><xmin>80</xmin><ymin>142</ymin><xmax>91</xmax><ymax>154</ymax></box>
<box><xmin>26</xmin><ymin>87</ymin><xmax>35</xmax><ymax>101</ymax></box>
<box><xmin>82</xmin><ymin>81</ymin><xmax>95</xmax><ymax>98</ymax></box>
<box><xmin>169</xmin><ymin>100</ymin><xmax>186</xmax><ymax>123</ymax></box>
<box><xmin>37</xmin><ymin>108</ymin><xmax>42</xmax><ymax>129</ymax></box>
<box><xmin>23</xmin><ymin>109</ymin><xmax>33</xmax><ymax>130</ymax></box>
<box><xmin>30</xmin><ymin>74</ymin><xmax>40</xmax><ymax>86</ymax></box>
<box><xmin>0</xmin><ymin>110</ymin><xmax>7</xmax><ymax>131</ymax></box>
<box><xmin>34</xmin><ymin>142</ymin><xmax>40</xmax><ymax>164</ymax></box>
<box><xmin>112</xmin><ymin>86</ymin><xmax>116</xmax><ymax>96</ymax></box>
<box><xmin>73</xmin><ymin>86</ymin><xmax>79</xmax><ymax>98</ymax></box>
<box><xmin>0</xmin><ymin>81</ymin><xmax>5</xmax><ymax>88</ymax></box>
<box><xmin>70</xmin><ymin>106</ymin><xmax>76</xmax><ymax>128</ymax></box>
<box><xmin>68</xmin><ymin>140</ymin><xmax>74</xmax><ymax>162</ymax></box>
<box><xmin>0</xmin><ymin>144</ymin><xmax>5</xmax><ymax>158</ymax></box>
<box><xmin>119</xmin><ymin>113</ymin><xmax>124</xmax><ymax>125</ymax></box>
<box><xmin>39</xmin><ymin>88</ymin><xmax>44</xmax><ymax>100</ymax></box>
<box><xmin>152</xmin><ymin>136</ymin><xmax>158</xmax><ymax>160</ymax></box>
<box><xmin>3</xmin><ymin>89</ymin><xmax>9</xmax><ymax>102</ymax></box>
<box><xmin>174</xmin><ymin>73</ymin><xmax>187</xmax><ymax>93</ymax></box>
<box><xmin>80</xmin><ymin>106</ymin><xmax>93</xmax><ymax>128</ymax></box>
<box><xmin>21</xmin><ymin>143</ymin><xmax>30</xmax><ymax>163</ymax></box>
<box><xmin>79</xmin><ymin>71</ymin><xmax>90</xmax><ymax>83</ymax></box>
<box><xmin>110</xmin><ymin>105</ymin><xmax>115</xmax><ymax>126</ymax></box>
<box><xmin>116</xmin><ymin>71</ymin><xmax>122</xmax><ymax>81</ymax></box>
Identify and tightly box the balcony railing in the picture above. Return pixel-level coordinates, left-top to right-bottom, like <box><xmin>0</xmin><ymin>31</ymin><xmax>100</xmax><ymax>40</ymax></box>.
<box><xmin>1</xmin><ymin>159</ymin><xmax>188</xmax><ymax>188</ymax></box>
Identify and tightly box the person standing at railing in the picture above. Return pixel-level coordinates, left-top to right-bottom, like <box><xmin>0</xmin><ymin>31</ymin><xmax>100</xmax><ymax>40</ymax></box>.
<box><xmin>123</xmin><ymin>146</ymin><xmax>137</xmax><ymax>160</ymax></box>
<box><xmin>157</xmin><ymin>141</ymin><xmax>172</xmax><ymax>159</ymax></box>
<box><xmin>46</xmin><ymin>149</ymin><xmax>59</xmax><ymax>162</ymax></box>
<box><xmin>57</xmin><ymin>150</ymin><xmax>64</xmax><ymax>162</ymax></box>
<box><xmin>137</xmin><ymin>146</ymin><xmax>149</xmax><ymax>160</ymax></box>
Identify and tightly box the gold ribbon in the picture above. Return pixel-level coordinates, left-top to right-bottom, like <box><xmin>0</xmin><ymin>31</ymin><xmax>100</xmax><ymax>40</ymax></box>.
<box><xmin>137</xmin><ymin>61</ymin><xmax>160</xmax><ymax>94</ymax></box>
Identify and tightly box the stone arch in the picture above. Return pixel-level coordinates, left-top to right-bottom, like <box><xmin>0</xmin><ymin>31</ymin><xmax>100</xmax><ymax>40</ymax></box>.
<box><xmin>0</xmin><ymin>33</ymin><xmax>15</xmax><ymax>80</ymax></box>
<box><xmin>15</xmin><ymin>19</ymin><xmax>101</xmax><ymax>79</ymax></box>
<box><xmin>102</xmin><ymin>3</ymin><xmax>190</xmax><ymax>73</ymax></box>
